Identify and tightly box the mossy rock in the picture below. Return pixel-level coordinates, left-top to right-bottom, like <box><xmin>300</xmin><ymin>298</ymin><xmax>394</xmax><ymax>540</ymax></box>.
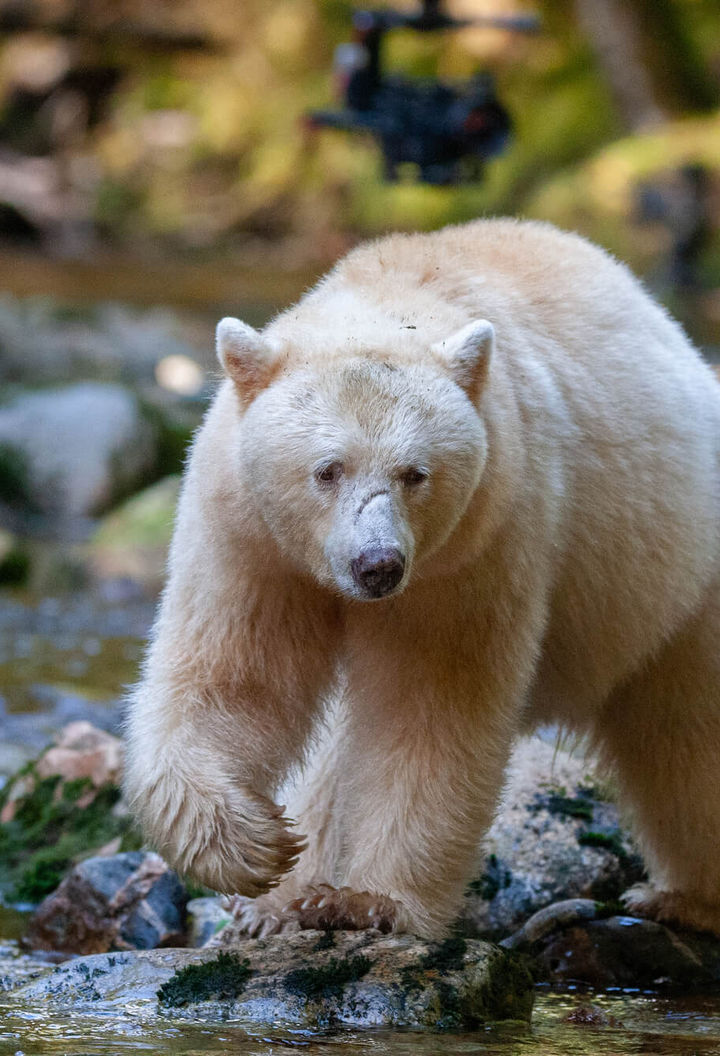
<box><xmin>0</xmin><ymin>765</ymin><xmax>142</xmax><ymax>902</ymax></box>
<box><xmin>10</xmin><ymin>932</ymin><xmax>536</xmax><ymax>1030</ymax></box>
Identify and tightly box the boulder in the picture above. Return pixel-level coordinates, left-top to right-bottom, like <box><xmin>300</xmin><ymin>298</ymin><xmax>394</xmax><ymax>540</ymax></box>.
<box><xmin>0</xmin><ymin>721</ymin><xmax>138</xmax><ymax>903</ymax></box>
<box><xmin>460</xmin><ymin>735</ymin><xmax>643</xmax><ymax>939</ymax></box>
<box><xmin>11</xmin><ymin>931</ymin><xmax>535</xmax><ymax>1029</ymax></box>
<box><xmin>0</xmin><ymin>382</ymin><xmax>157</xmax><ymax>524</ymax></box>
<box><xmin>27</xmin><ymin>851</ymin><xmax>187</xmax><ymax>955</ymax></box>
<box><xmin>501</xmin><ymin>899</ymin><xmax>720</xmax><ymax>991</ymax></box>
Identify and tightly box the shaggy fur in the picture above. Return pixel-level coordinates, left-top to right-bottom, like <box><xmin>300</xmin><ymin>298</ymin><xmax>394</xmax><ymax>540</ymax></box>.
<box><xmin>125</xmin><ymin>219</ymin><xmax>720</xmax><ymax>939</ymax></box>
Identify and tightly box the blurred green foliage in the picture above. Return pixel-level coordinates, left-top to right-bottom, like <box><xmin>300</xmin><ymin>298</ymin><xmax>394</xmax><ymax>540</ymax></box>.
<box><xmin>0</xmin><ymin>0</ymin><xmax>716</xmax><ymax>269</ymax></box>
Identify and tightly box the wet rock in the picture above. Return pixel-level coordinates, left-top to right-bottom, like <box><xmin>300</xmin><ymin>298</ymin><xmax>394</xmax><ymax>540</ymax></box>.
<box><xmin>0</xmin><ymin>382</ymin><xmax>157</xmax><ymax>525</ymax></box>
<box><xmin>460</xmin><ymin>735</ymin><xmax>643</xmax><ymax>939</ymax></box>
<box><xmin>535</xmin><ymin>915</ymin><xmax>720</xmax><ymax>991</ymax></box>
<box><xmin>10</xmin><ymin>931</ymin><xmax>535</xmax><ymax>1029</ymax></box>
<box><xmin>501</xmin><ymin>898</ymin><xmax>600</xmax><ymax>950</ymax></box>
<box><xmin>0</xmin><ymin>940</ymin><xmax>56</xmax><ymax>993</ymax></box>
<box><xmin>185</xmin><ymin>897</ymin><xmax>233</xmax><ymax>948</ymax></box>
<box><xmin>27</xmin><ymin>850</ymin><xmax>187</xmax><ymax>955</ymax></box>
<box><xmin>501</xmin><ymin>897</ymin><xmax>720</xmax><ymax>991</ymax></box>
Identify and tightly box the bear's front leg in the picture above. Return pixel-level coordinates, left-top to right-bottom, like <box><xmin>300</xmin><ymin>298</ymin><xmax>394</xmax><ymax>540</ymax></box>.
<box><xmin>298</xmin><ymin>585</ymin><xmax>543</xmax><ymax>939</ymax></box>
<box><xmin>125</xmin><ymin>565</ymin><xmax>339</xmax><ymax>897</ymax></box>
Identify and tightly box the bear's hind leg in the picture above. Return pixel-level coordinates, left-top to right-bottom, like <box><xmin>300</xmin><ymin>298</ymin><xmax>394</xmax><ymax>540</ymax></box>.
<box><xmin>596</xmin><ymin>589</ymin><xmax>720</xmax><ymax>934</ymax></box>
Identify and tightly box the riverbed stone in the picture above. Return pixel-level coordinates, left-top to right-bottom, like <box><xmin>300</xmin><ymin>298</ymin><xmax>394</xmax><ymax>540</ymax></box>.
<box><xmin>27</xmin><ymin>850</ymin><xmax>187</xmax><ymax>955</ymax></box>
<box><xmin>10</xmin><ymin>930</ymin><xmax>535</xmax><ymax>1029</ymax></box>
<box><xmin>186</xmin><ymin>896</ymin><xmax>233</xmax><ymax>948</ymax></box>
<box><xmin>0</xmin><ymin>382</ymin><xmax>157</xmax><ymax>524</ymax></box>
<box><xmin>508</xmin><ymin>900</ymin><xmax>720</xmax><ymax>990</ymax></box>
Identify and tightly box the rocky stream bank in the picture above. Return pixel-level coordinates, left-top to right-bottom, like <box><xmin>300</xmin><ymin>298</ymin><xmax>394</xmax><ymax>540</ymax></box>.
<box><xmin>2</xmin><ymin>720</ymin><xmax>720</xmax><ymax>1035</ymax></box>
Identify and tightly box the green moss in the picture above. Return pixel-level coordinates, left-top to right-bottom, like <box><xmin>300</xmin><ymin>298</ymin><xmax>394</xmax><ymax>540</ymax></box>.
<box><xmin>463</xmin><ymin>949</ymin><xmax>536</xmax><ymax>1027</ymax></box>
<box><xmin>283</xmin><ymin>954</ymin><xmax>372</xmax><ymax>1002</ymax></box>
<box><xmin>578</xmin><ymin>829</ymin><xmax>628</xmax><ymax>859</ymax></box>
<box><xmin>544</xmin><ymin>793</ymin><xmax>594</xmax><ymax>821</ymax></box>
<box><xmin>0</xmin><ymin>443</ymin><xmax>35</xmax><ymax>510</ymax></box>
<box><xmin>0</xmin><ymin>545</ymin><xmax>30</xmax><ymax>585</ymax></box>
<box><xmin>423</xmin><ymin>979</ymin><xmax>462</xmax><ymax>1031</ymax></box>
<box><xmin>157</xmin><ymin>952</ymin><xmax>252</xmax><ymax>1008</ymax></box>
<box><xmin>404</xmin><ymin>939</ymin><xmax>534</xmax><ymax>1029</ymax></box>
<box><xmin>313</xmin><ymin>929</ymin><xmax>336</xmax><ymax>951</ymax></box>
<box><xmin>400</xmin><ymin>937</ymin><xmax>468</xmax><ymax>991</ymax></box>
<box><xmin>0</xmin><ymin>767</ymin><xmax>142</xmax><ymax>902</ymax></box>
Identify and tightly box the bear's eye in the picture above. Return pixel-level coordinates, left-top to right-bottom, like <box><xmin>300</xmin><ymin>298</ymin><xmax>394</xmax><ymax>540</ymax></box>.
<box><xmin>400</xmin><ymin>467</ymin><xmax>428</xmax><ymax>487</ymax></box>
<box><xmin>314</xmin><ymin>461</ymin><xmax>344</xmax><ymax>485</ymax></box>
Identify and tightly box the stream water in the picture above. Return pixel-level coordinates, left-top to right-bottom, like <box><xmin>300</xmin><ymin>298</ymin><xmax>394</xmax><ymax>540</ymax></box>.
<box><xmin>3</xmin><ymin>980</ymin><xmax>720</xmax><ymax>1056</ymax></box>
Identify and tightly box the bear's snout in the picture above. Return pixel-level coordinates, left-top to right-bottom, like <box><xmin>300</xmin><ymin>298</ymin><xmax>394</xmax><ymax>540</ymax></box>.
<box><xmin>351</xmin><ymin>547</ymin><xmax>405</xmax><ymax>598</ymax></box>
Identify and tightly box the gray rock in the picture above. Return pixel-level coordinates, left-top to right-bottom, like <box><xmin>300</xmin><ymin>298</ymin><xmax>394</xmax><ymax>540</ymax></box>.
<box><xmin>0</xmin><ymin>382</ymin><xmax>156</xmax><ymax>523</ymax></box>
<box><xmin>0</xmin><ymin>940</ymin><xmax>55</xmax><ymax>993</ymax></box>
<box><xmin>460</xmin><ymin>736</ymin><xmax>643</xmax><ymax>939</ymax></box>
<box><xmin>27</xmin><ymin>851</ymin><xmax>187</xmax><ymax>955</ymax></box>
<box><xmin>10</xmin><ymin>931</ymin><xmax>535</xmax><ymax>1029</ymax></box>
<box><xmin>186</xmin><ymin>897</ymin><xmax>233</xmax><ymax>948</ymax></box>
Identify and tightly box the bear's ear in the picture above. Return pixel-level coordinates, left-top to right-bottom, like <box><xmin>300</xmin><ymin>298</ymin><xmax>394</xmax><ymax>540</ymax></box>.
<box><xmin>216</xmin><ymin>317</ymin><xmax>279</xmax><ymax>404</ymax></box>
<box><xmin>431</xmin><ymin>320</ymin><xmax>494</xmax><ymax>397</ymax></box>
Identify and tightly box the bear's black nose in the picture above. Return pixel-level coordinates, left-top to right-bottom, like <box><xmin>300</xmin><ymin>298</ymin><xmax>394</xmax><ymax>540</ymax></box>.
<box><xmin>351</xmin><ymin>547</ymin><xmax>405</xmax><ymax>598</ymax></box>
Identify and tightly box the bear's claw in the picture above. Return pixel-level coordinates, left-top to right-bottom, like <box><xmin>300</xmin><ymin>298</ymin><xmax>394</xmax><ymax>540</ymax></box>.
<box><xmin>284</xmin><ymin>884</ymin><xmax>401</xmax><ymax>933</ymax></box>
<box><xmin>621</xmin><ymin>883</ymin><xmax>720</xmax><ymax>937</ymax></box>
<box><xmin>224</xmin><ymin>893</ymin><xmax>299</xmax><ymax>938</ymax></box>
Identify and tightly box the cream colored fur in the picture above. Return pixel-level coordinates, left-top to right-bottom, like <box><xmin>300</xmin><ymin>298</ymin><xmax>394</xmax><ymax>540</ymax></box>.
<box><xmin>125</xmin><ymin>219</ymin><xmax>720</xmax><ymax>938</ymax></box>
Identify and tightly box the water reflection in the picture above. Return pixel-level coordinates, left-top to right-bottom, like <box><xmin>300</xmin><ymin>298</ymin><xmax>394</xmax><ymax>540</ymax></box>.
<box><xmin>2</xmin><ymin>991</ymin><xmax>720</xmax><ymax>1056</ymax></box>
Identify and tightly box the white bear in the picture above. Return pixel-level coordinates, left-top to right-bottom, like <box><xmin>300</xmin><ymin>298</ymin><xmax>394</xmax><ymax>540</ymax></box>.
<box><xmin>125</xmin><ymin>219</ymin><xmax>720</xmax><ymax>939</ymax></box>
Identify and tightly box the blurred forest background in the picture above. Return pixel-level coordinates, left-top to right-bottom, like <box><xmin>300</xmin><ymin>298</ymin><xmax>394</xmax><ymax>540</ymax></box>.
<box><xmin>0</xmin><ymin>0</ymin><xmax>717</xmax><ymax>291</ymax></box>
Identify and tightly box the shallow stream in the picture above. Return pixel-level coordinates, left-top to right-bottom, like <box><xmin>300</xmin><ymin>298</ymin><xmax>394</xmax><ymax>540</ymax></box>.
<box><xmin>3</xmin><ymin>981</ymin><xmax>720</xmax><ymax>1056</ymax></box>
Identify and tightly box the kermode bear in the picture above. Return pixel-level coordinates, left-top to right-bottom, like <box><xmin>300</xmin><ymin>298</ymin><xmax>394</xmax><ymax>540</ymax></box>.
<box><xmin>125</xmin><ymin>219</ymin><xmax>720</xmax><ymax>939</ymax></box>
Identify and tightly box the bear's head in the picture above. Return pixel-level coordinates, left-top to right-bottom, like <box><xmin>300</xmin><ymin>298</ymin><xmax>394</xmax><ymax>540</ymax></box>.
<box><xmin>216</xmin><ymin>317</ymin><xmax>492</xmax><ymax>601</ymax></box>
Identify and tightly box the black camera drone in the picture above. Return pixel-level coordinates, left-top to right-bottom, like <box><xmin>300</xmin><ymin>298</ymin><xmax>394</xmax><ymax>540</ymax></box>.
<box><xmin>307</xmin><ymin>0</ymin><xmax>539</xmax><ymax>185</ymax></box>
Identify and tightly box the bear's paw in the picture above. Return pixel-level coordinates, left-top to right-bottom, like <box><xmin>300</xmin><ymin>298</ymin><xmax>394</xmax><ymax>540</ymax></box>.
<box><xmin>622</xmin><ymin>883</ymin><xmax>720</xmax><ymax>937</ymax></box>
<box><xmin>134</xmin><ymin>777</ymin><xmax>306</xmax><ymax>898</ymax></box>
<box><xmin>225</xmin><ymin>892</ymin><xmax>301</xmax><ymax>938</ymax></box>
<box><xmin>284</xmin><ymin>884</ymin><xmax>404</xmax><ymax>934</ymax></box>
